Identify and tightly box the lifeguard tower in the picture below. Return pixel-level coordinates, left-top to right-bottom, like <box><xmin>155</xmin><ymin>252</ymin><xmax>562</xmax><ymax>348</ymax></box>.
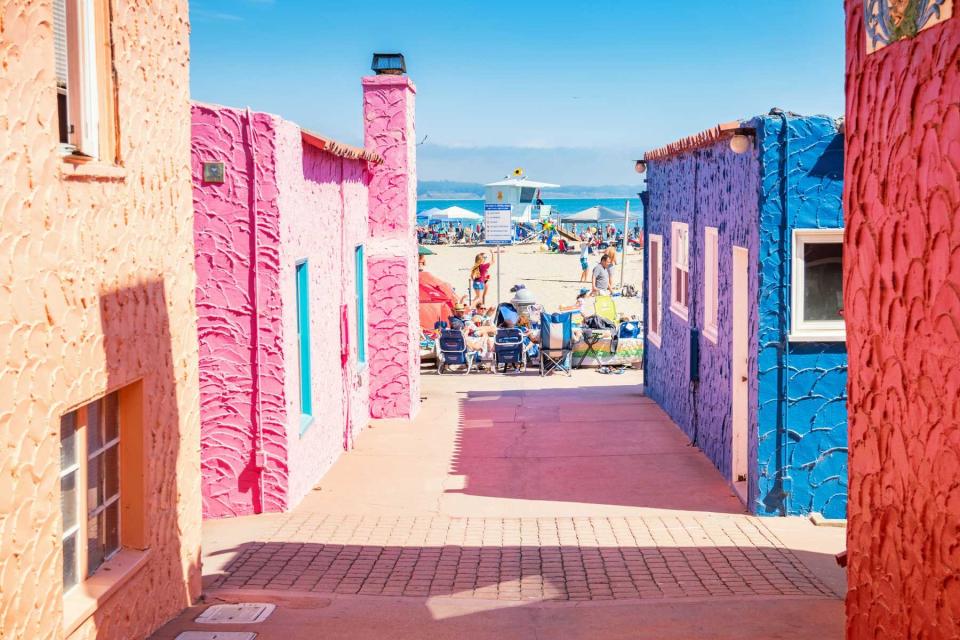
<box><xmin>484</xmin><ymin>169</ymin><xmax>559</xmax><ymax>224</ymax></box>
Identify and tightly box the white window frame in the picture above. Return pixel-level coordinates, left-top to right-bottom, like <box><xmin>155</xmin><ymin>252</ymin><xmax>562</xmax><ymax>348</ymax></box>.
<box><xmin>703</xmin><ymin>226</ymin><xmax>719</xmax><ymax>344</ymax></box>
<box><xmin>670</xmin><ymin>221</ymin><xmax>689</xmax><ymax>321</ymax></box>
<box><xmin>60</xmin><ymin>392</ymin><xmax>121</xmax><ymax>595</ymax></box>
<box><xmin>790</xmin><ymin>228</ymin><xmax>845</xmax><ymax>342</ymax></box>
<box><xmin>647</xmin><ymin>234</ymin><xmax>663</xmax><ymax>347</ymax></box>
<box><xmin>59</xmin><ymin>0</ymin><xmax>102</xmax><ymax>158</ymax></box>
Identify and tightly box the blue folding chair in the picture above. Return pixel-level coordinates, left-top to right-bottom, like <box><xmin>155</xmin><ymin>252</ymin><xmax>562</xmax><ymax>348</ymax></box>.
<box><xmin>493</xmin><ymin>327</ymin><xmax>525</xmax><ymax>373</ymax></box>
<box><xmin>540</xmin><ymin>311</ymin><xmax>573</xmax><ymax>376</ymax></box>
<box><xmin>437</xmin><ymin>329</ymin><xmax>477</xmax><ymax>374</ymax></box>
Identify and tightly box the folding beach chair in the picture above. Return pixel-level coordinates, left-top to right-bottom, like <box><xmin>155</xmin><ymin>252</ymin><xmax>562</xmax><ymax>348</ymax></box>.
<box><xmin>493</xmin><ymin>327</ymin><xmax>525</xmax><ymax>373</ymax></box>
<box><xmin>594</xmin><ymin>295</ymin><xmax>618</xmax><ymax>326</ymax></box>
<box><xmin>540</xmin><ymin>311</ymin><xmax>574</xmax><ymax>376</ymax></box>
<box><xmin>437</xmin><ymin>329</ymin><xmax>477</xmax><ymax>374</ymax></box>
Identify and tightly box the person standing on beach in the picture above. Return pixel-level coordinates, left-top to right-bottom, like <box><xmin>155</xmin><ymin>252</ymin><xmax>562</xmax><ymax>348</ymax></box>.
<box><xmin>470</xmin><ymin>252</ymin><xmax>494</xmax><ymax>306</ymax></box>
<box><xmin>604</xmin><ymin>245</ymin><xmax>618</xmax><ymax>284</ymax></box>
<box><xmin>579</xmin><ymin>239</ymin><xmax>591</xmax><ymax>282</ymax></box>
<box><xmin>592</xmin><ymin>254</ymin><xmax>611</xmax><ymax>296</ymax></box>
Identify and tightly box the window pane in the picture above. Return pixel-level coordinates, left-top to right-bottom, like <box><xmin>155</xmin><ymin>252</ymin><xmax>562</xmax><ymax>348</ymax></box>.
<box><xmin>87</xmin><ymin>510</ymin><xmax>103</xmax><ymax>576</ymax></box>
<box><xmin>60</xmin><ymin>411</ymin><xmax>77</xmax><ymax>470</ymax></box>
<box><xmin>87</xmin><ymin>398</ymin><xmax>103</xmax><ymax>453</ymax></box>
<box><xmin>61</xmin><ymin>473</ymin><xmax>78</xmax><ymax>532</ymax></box>
<box><xmin>104</xmin><ymin>392</ymin><xmax>119</xmax><ymax>442</ymax></box>
<box><xmin>803</xmin><ymin>242</ymin><xmax>843</xmax><ymax>321</ymax></box>
<box><xmin>104</xmin><ymin>445</ymin><xmax>119</xmax><ymax>500</ymax></box>
<box><xmin>104</xmin><ymin>502</ymin><xmax>120</xmax><ymax>558</ymax></box>
<box><xmin>87</xmin><ymin>452</ymin><xmax>102</xmax><ymax>509</ymax></box>
<box><xmin>63</xmin><ymin>532</ymin><xmax>78</xmax><ymax>591</ymax></box>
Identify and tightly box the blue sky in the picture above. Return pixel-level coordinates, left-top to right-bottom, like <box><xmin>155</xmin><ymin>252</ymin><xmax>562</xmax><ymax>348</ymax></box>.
<box><xmin>190</xmin><ymin>0</ymin><xmax>845</xmax><ymax>186</ymax></box>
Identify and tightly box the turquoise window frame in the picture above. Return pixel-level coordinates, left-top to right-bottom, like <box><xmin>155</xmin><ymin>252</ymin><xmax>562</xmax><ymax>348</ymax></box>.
<box><xmin>295</xmin><ymin>260</ymin><xmax>313</xmax><ymax>434</ymax></box>
<box><xmin>355</xmin><ymin>245</ymin><xmax>367</xmax><ymax>365</ymax></box>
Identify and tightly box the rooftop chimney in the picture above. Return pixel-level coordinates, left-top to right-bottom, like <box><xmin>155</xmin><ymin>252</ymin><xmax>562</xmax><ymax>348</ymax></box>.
<box><xmin>371</xmin><ymin>53</ymin><xmax>406</xmax><ymax>76</ymax></box>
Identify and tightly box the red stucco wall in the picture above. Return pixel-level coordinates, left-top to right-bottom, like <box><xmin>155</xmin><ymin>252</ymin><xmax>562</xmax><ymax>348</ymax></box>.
<box><xmin>844</xmin><ymin>2</ymin><xmax>960</xmax><ymax>637</ymax></box>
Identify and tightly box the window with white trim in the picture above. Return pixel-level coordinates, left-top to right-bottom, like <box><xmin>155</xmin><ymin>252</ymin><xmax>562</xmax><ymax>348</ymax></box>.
<box><xmin>703</xmin><ymin>226</ymin><xmax>719</xmax><ymax>343</ymax></box>
<box><xmin>790</xmin><ymin>229</ymin><xmax>844</xmax><ymax>341</ymax></box>
<box><xmin>648</xmin><ymin>234</ymin><xmax>663</xmax><ymax>347</ymax></box>
<box><xmin>54</xmin><ymin>0</ymin><xmax>116</xmax><ymax>160</ymax></box>
<box><xmin>60</xmin><ymin>392</ymin><xmax>120</xmax><ymax>593</ymax></box>
<box><xmin>670</xmin><ymin>221</ymin><xmax>689</xmax><ymax>320</ymax></box>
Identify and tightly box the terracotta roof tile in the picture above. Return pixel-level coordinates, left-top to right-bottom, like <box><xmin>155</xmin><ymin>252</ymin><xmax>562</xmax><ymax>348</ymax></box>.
<box><xmin>644</xmin><ymin>121</ymin><xmax>743</xmax><ymax>162</ymax></box>
<box><xmin>301</xmin><ymin>128</ymin><xmax>383</xmax><ymax>164</ymax></box>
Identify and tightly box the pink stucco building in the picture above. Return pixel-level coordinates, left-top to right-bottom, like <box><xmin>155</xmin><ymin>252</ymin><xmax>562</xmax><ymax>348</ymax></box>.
<box><xmin>1</xmin><ymin>1</ymin><xmax>201</xmax><ymax>638</ymax></box>
<box><xmin>192</xmin><ymin>69</ymin><xmax>419</xmax><ymax>518</ymax></box>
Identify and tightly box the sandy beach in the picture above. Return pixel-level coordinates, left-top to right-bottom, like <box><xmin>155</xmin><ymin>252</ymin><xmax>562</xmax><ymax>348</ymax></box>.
<box><xmin>422</xmin><ymin>242</ymin><xmax>645</xmax><ymax>319</ymax></box>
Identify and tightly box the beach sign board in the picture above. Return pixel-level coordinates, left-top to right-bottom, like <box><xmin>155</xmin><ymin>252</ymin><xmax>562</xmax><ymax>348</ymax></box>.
<box><xmin>484</xmin><ymin>204</ymin><xmax>513</xmax><ymax>245</ymax></box>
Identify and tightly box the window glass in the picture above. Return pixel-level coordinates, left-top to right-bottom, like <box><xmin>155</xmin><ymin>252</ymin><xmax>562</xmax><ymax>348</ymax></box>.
<box><xmin>519</xmin><ymin>187</ymin><xmax>536</xmax><ymax>203</ymax></box>
<box><xmin>61</xmin><ymin>474</ymin><xmax>78</xmax><ymax>532</ymax></box>
<box><xmin>87</xmin><ymin>398</ymin><xmax>103</xmax><ymax>452</ymax></box>
<box><xmin>62</xmin><ymin>532</ymin><xmax>78</xmax><ymax>591</ymax></box>
<box><xmin>60</xmin><ymin>412</ymin><xmax>77</xmax><ymax>469</ymax></box>
<box><xmin>803</xmin><ymin>242</ymin><xmax>843</xmax><ymax>321</ymax></box>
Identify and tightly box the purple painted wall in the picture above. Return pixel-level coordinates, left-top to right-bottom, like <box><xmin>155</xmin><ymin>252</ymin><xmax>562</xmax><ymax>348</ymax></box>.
<box><xmin>644</xmin><ymin>139</ymin><xmax>761</xmax><ymax>502</ymax></box>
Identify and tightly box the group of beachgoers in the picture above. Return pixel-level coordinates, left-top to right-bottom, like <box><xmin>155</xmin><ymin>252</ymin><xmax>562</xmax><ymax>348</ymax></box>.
<box><xmin>418</xmin><ymin>223</ymin><xmax>484</xmax><ymax>245</ymax></box>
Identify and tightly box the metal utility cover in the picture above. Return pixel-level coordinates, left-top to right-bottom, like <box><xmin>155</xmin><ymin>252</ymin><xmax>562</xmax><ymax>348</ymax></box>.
<box><xmin>195</xmin><ymin>603</ymin><xmax>276</xmax><ymax>624</ymax></box>
<box><xmin>175</xmin><ymin>633</ymin><xmax>257</xmax><ymax>640</ymax></box>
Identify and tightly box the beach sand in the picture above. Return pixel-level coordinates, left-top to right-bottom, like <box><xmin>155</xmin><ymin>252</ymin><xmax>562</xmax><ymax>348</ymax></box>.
<box><xmin>422</xmin><ymin>242</ymin><xmax>645</xmax><ymax>319</ymax></box>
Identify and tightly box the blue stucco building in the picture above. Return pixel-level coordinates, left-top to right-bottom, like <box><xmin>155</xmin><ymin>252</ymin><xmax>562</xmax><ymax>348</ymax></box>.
<box><xmin>641</xmin><ymin>112</ymin><xmax>847</xmax><ymax>518</ymax></box>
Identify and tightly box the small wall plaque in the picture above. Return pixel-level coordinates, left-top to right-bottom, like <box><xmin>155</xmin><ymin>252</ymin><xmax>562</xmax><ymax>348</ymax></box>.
<box><xmin>202</xmin><ymin>161</ymin><xmax>225</xmax><ymax>184</ymax></box>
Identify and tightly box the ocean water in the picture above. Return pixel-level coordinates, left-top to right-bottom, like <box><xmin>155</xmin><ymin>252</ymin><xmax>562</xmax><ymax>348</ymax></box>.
<box><xmin>417</xmin><ymin>198</ymin><xmax>643</xmax><ymax>232</ymax></box>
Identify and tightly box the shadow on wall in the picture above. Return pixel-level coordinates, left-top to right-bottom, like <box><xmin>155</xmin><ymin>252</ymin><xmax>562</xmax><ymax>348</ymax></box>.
<box><xmin>445</xmin><ymin>385</ymin><xmax>748</xmax><ymax>514</ymax></box>
<box><xmin>84</xmin><ymin>279</ymin><xmax>201</xmax><ymax>637</ymax></box>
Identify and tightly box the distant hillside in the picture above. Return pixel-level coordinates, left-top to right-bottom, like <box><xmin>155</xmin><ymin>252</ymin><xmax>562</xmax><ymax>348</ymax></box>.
<box><xmin>418</xmin><ymin>180</ymin><xmax>643</xmax><ymax>200</ymax></box>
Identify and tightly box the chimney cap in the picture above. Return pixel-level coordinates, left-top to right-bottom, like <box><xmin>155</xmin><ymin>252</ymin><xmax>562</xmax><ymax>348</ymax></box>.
<box><xmin>371</xmin><ymin>53</ymin><xmax>406</xmax><ymax>75</ymax></box>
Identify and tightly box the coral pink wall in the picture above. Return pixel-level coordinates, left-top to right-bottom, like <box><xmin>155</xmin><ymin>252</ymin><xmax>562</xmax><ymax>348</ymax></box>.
<box><xmin>363</xmin><ymin>76</ymin><xmax>421</xmax><ymax>419</ymax></box>
<box><xmin>0</xmin><ymin>2</ymin><xmax>201</xmax><ymax>639</ymax></box>
<box><xmin>844</xmin><ymin>3</ymin><xmax>960</xmax><ymax>638</ymax></box>
<box><xmin>193</xmin><ymin>103</ymin><xmax>371</xmax><ymax>518</ymax></box>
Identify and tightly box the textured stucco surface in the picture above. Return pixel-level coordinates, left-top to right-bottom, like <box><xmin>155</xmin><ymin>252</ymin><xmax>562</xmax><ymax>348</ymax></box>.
<box><xmin>193</xmin><ymin>104</ymin><xmax>372</xmax><ymax>519</ymax></box>
<box><xmin>363</xmin><ymin>76</ymin><xmax>421</xmax><ymax>420</ymax></box>
<box><xmin>0</xmin><ymin>2</ymin><xmax>202</xmax><ymax>639</ymax></box>
<box><xmin>193</xmin><ymin>105</ymin><xmax>288</xmax><ymax>518</ymax></box>
<box><xmin>844</xmin><ymin>2</ymin><xmax>960</xmax><ymax>637</ymax></box>
<box><xmin>644</xmin><ymin>115</ymin><xmax>846</xmax><ymax>518</ymax></box>
<box><xmin>755</xmin><ymin>115</ymin><xmax>847</xmax><ymax>519</ymax></box>
<box><xmin>274</xmin><ymin>119</ymin><xmax>370</xmax><ymax>508</ymax></box>
<box><xmin>644</xmin><ymin>141</ymin><xmax>760</xmax><ymax>505</ymax></box>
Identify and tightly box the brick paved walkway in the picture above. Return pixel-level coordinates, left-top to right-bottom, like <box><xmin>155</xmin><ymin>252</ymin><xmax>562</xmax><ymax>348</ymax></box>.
<box><xmin>211</xmin><ymin>513</ymin><xmax>831</xmax><ymax>601</ymax></box>
<box><xmin>158</xmin><ymin>373</ymin><xmax>845</xmax><ymax>639</ymax></box>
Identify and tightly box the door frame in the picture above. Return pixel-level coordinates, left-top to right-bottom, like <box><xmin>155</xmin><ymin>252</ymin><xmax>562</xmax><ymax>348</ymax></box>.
<box><xmin>730</xmin><ymin>245</ymin><xmax>750</xmax><ymax>495</ymax></box>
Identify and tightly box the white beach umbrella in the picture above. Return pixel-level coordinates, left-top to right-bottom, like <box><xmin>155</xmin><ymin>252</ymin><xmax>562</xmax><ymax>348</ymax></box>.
<box><xmin>417</xmin><ymin>207</ymin><xmax>444</xmax><ymax>223</ymax></box>
<box><xmin>433</xmin><ymin>206</ymin><xmax>482</xmax><ymax>222</ymax></box>
<box><xmin>559</xmin><ymin>206</ymin><xmax>626</xmax><ymax>224</ymax></box>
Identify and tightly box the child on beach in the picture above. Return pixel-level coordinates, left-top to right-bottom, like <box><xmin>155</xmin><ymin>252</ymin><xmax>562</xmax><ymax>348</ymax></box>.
<box><xmin>470</xmin><ymin>252</ymin><xmax>494</xmax><ymax>306</ymax></box>
<box><xmin>579</xmin><ymin>239</ymin><xmax>591</xmax><ymax>282</ymax></box>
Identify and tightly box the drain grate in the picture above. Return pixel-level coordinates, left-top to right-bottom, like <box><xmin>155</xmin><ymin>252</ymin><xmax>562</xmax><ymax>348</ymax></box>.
<box><xmin>195</xmin><ymin>603</ymin><xmax>276</xmax><ymax>624</ymax></box>
<box><xmin>175</xmin><ymin>633</ymin><xmax>257</xmax><ymax>640</ymax></box>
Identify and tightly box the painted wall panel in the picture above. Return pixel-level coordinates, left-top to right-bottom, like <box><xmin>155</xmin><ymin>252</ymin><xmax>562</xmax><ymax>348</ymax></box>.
<box><xmin>0</xmin><ymin>2</ymin><xmax>202</xmax><ymax>638</ymax></box>
<box><xmin>645</xmin><ymin>114</ymin><xmax>846</xmax><ymax>518</ymax></box>
<box><xmin>755</xmin><ymin>115</ymin><xmax>847</xmax><ymax>518</ymax></box>
<box><xmin>193</xmin><ymin>105</ymin><xmax>372</xmax><ymax>519</ymax></box>
<box><xmin>844</xmin><ymin>1</ymin><xmax>960</xmax><ymax>637</ymax></box>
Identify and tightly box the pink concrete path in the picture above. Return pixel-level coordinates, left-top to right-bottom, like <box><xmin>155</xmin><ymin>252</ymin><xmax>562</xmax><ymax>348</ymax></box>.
<box><xmin>154</xmin><ymin>369</ymin><xmax>846</xmax><ymax>639</ymax></box>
